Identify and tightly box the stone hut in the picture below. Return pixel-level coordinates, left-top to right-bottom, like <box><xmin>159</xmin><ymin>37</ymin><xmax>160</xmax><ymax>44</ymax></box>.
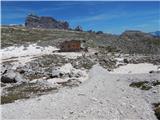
<box><xmin>59</xmin><ymin>40</ymin><xmax>81</xmax><ymax>52</ymax></box>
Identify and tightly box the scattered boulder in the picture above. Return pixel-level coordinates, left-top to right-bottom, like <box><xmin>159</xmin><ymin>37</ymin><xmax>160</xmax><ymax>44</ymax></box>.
<box><xmin>1</xmin><ymin>76</ymin><xmax>16</xmax><ymax>83</ymax></box>
<box><xmin>75</xmin><ymin>72</ymin><xmax>83</xmax><ymax>78</ymax></box>
<box><xmin>149</xmin><ymin>70</ymin><xmax>160</xmax><ymax>74</ymax></box>
<box><xmin>15</xmin><ymin>73</ymin><xmax>26</xmax><ymax>83</ymax></box>
<box><xmin>51</xmin><ymin>68</ymin><xmax>63</xmax><ymax>78</ymax></box>
<box><xmin>87</xmin><ymin>30</ymin><xmax>93</xmax><ymax>33</ymax></box>
<box><xmin>1</xmin><ymin>70</ymin><xmax>26</xmax><ymax>83</ymax></box>
<box><xmin>149</xmin><ymin>70</ymin><xmax>155</xmax><ymax>74</ymax></box>
<box><xmin>96</xmin><ymin>31</ymin><xmax>103</xmax><ymax>35</ymax></box>
<box><xmin>61</xmin><ymin>79</ymin><xmax>81</xmax><ymax>87</ymax></box>
<box><xmin>94</xmin><ymin>52</ymin><xmax>98</xmax><ymax>55</ymax></box>
<box><xmin>75</xmin><ymin>25</ymin><xmax>83</xmax><ymax>31</ymax></box>
<box><xmin>1</xmin><ymin>64</ymin><xmax>12</xmax><ymax>75</ymax></box>
<box><xmin>16</xmin><ymin>69</ymin><xmax>25</xmax><ymax>74</ymax></box>
<box><xmin>1</xmin><ymin>82</ymin><xmax>6</xmax><ymax>87</ymax></box>
<box><xmin>87</xmin><ymin>30</ymin><xmax>95</xmax><ymax>33</ymax></box>
<box><xmin>123</xmin><ymin>58</ymin><xmax>129</xmax><ymax>64</ymax></box>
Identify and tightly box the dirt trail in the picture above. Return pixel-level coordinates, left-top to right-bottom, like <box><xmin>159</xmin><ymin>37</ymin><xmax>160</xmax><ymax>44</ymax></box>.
<box><xmin>1</xmin><ymin>64</ymin><xmax>158</xmax><ymax>120</ymax></box>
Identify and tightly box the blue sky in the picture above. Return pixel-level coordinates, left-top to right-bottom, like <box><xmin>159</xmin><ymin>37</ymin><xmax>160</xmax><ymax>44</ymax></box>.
<box><xmin>1</xmin><ymin>1</ymin><xmax>160</xmax><ymax>34</ymax></box>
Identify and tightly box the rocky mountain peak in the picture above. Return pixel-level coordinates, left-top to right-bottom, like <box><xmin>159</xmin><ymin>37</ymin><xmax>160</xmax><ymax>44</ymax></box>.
<box><xmin>25</xmin><ymin>14</ymin><xmax>69</xmax><ymax>29</ymax></box>
<box><xmin>120</xmin><ymin>30</ymin><xmax>154</xmax><ymax>40</ymax></box>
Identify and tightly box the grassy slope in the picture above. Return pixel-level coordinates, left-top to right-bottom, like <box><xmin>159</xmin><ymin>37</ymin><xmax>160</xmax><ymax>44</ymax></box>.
<box><xmin>1</xmin><ymin>26</ymin><xmax>116</xmax><ymax>48</ymax></box>
<box><xmin>1</xmin><ymin>26</ymin><xmax>160</xmax><ymax>54</ymax></box>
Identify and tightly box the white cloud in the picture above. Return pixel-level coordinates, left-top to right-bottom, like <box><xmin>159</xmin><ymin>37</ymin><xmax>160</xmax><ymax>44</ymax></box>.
<box><xmin>71</xmin><ymin>12</ymin><xmax>126</xmax><ymax>23</ymax></box>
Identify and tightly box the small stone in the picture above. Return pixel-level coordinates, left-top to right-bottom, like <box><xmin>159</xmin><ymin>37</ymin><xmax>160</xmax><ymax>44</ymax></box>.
<box><xmin>149</xmin><ymin>70</ymin><xmax>154</xmax><ymax>74</ymax></box>
<box><xmin>99</xmin><ymin>101</ymin><xmax>103</xmax><ymax>104</ymax></box>
<box><xmin>78</xmin><ymin>93</ymin><xmax>86</xmax><ymax>96</ymax></box>
<box><xmin>123</xmin><ymin>59</ymin><xmax>129</xmax><ymax>64</ymax></box>
<box><xmin>91</xmin><ymin>97</ymin><xmax>98</xmax><ymax>102</ymax></box>
<box><xmin>69</xmin><ymin>111</ymin><xmax>74</xmax><ymax>114</ymax></box>
<box><xmin>152</xmin><ymin>90</ymin><xmax>157</xmax><ymax>93</ymax></box>
<box><xmin>117</xmin><ymin>79</ymin><xmax>120</xmax><ymax>81</ymax></box>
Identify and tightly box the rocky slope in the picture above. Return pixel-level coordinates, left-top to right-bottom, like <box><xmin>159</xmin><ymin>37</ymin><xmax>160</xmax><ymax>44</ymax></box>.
<box><xmin>1</xmin><ymin>26</ymin><xmax>160</xmax><ymax>120</ymax></box>
<box><xmin>116</xmin><ymin>30</ymin><xmax>160</xmax><ymax>54</ymax></box>
<box><xmin>25</xmin><ymin>14</ymin><xmax>69</xmax><ymax>29</ymax></box>
<box><xmin>1</xmin><ymin>27</ymin><xmax>160</xmax><ymax>54</ymax></box>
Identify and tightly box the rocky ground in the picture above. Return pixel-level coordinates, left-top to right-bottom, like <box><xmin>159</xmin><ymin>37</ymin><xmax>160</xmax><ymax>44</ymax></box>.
<box><xmin>1</xmin><ymin>26</ymin><xmax>160</xmax><ymax>120</ymax></box>
<box><xmin>1</xmin><ymin>43</ymin><xmax>160</xmax><ymax>120</ymax></box>
<box><xmin>1</xmin><ymin>64</ymin><xmax>160</xmax><ymax>120</ymax></box>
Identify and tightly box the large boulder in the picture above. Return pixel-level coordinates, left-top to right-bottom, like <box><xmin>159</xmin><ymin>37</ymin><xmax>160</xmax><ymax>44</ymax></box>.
<box><xmin>1</xmin><ymin>70</ymin><xmax>26</xmax><ymax>83</ymax></box>
<box><xmin>25</xmin><ymin>14</ymin><xmax>69</xmax><ymax>29</ymax></box>
<box><xmin>51</xmin><ymin>67</ymin><xmax>64</xmax><ymax>78</ymax></box>
<box><xmin>75</xmin><ymin>25</ymin><xmax>83</xmax><ymax>31</ymax></box>
<box><xmin>1</xmin><ymin>76</ymin><xmax>16</xmax><ymax>83</ymax></box>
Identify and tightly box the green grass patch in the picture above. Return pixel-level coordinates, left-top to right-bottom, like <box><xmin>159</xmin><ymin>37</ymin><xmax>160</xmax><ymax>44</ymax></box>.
<box><xmin>129</xmin><ymin>81</ymin><xmax>151</xmax><ymax>90</ymax></box>
<box><xmin>153</xmin><ymin>103</ymin><xmax>160</xmax><ymax>120</ymax></box>
<box><xmin>129</xmin><ymin>80</ymin><xmax>160</xmax><ymax>90</ymax></box>
<box><xmin>1</xmin><ymin>83</ymin><xmax>58</xmax><ymax>104</ymax></box>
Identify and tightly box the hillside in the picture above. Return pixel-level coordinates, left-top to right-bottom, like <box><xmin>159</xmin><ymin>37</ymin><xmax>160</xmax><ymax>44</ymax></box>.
<box><xmin>1</xmin><ymin>26</ymin><xmax>160</xmax><ymax>120</ymax></box>
<box><xmin>1</xmin><ymin>1</ymin><xmax>160</xmax><ymax>119</ymax></box>
<box><xmin>1</xmin><ymin>26</ymin><xmax>160</xmax><ymax>54</ymax></box>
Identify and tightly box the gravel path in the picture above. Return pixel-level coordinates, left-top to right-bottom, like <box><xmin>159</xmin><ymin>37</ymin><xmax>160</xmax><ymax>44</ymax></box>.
<box><xmin>1</xmin><ymin>64</ymin><xmax>158</xmax><ymax>120</ymax></box>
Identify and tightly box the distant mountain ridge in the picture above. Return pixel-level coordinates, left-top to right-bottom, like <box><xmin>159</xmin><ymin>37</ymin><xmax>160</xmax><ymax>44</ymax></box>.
<box><xmin>149</xmin><ymin>31</ymin><xmax>160</xmax><ymax>37</ymax></box>
<box><xmin>120</xmin><ymin>30</ymin><xmax>154</xmax><ymax>40</ymax></box>
<box><xmin>113</xmin><ymin>30</ymin><xmax>160</xmax><ymax>54</ymax></box>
